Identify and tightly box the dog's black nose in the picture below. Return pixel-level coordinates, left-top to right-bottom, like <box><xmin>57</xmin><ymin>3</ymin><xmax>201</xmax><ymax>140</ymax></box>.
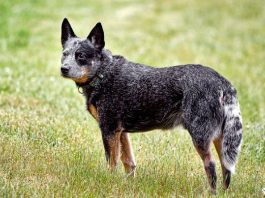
<box><xmin>61</xmin><ymin>65</ymin><xmax>69</xmax><ymax>75</ymax></box>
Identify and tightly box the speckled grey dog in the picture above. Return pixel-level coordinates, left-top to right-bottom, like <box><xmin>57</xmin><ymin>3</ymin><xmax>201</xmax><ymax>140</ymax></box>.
<box><xmin>60</xmin><ymin>18</ymin><xmax>242</xmax><ymax>194</ymax></box>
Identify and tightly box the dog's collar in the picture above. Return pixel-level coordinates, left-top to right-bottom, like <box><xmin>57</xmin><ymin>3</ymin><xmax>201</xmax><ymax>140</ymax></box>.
<box><xmin>77</xmin><ymin>72</ymin><xmax>104</xmax><ymax>94</ymax></box>
<box><xmin>76</xmin><ymin>52</ymin><xmax>113</xmax><ymax>94</ymax></box>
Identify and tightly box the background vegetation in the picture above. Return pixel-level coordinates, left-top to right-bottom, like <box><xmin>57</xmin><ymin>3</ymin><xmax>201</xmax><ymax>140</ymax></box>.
<box><xmin>0</xmin><ymin>0</ymin><xmax>264</xmax><ymax>197</ymax></box>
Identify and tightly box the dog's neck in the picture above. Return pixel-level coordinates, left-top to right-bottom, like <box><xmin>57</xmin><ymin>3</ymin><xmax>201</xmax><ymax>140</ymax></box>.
<box><xmin>76</xmin><ymin>49</ymin><xmax>113</xmax><ymax>94</ymax></box>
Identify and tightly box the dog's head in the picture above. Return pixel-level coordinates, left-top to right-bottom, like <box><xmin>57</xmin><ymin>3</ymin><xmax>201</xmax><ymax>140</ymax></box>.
<box><xmin>60</xmin><ymin>18</ymin><xmax>106</xmax><ymax>84</ymax></box>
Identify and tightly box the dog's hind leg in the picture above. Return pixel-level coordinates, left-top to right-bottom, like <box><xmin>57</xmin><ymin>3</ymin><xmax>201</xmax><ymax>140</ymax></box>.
<box><xmin>213</xmin><ymin>136</ymin><xmax>231</xmax><ymax>190</ymax></box>
<box><xmin>102</xmin><ymin>131</ymin><xmax>121</xmax><ymax>172</ymax></box>
<box><xmin>120</xmin><ymin>133</ymin><xmax>136</xmax><ymax>176</ymax></box>
<box><xmin>192</xmin><ymin>138</ymin><xmax>217</xmax><ymax>194</ymax></box>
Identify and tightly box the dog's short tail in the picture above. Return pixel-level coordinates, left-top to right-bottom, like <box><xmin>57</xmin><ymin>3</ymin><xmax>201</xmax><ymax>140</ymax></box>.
<box><xmin>222</xmin><ymin>89</ymin><xmax>243</xmax><ymax>173</ymax></box>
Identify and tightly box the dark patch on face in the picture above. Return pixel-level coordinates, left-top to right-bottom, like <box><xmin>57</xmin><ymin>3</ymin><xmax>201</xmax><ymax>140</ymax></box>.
<box><xmin>75</xmin><ymin>41</ymin><xmax>96</xmax><ymax>66</ymax></box>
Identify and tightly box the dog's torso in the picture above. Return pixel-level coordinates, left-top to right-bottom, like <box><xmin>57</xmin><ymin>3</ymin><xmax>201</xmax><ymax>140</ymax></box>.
<box><xmin>83</xmin><ymin>55</ymin><xmax>235</xmax><ymax>134</ymax></box>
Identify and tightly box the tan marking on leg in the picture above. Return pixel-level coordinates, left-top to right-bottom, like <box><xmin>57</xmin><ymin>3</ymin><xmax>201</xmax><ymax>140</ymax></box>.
<box><xmin>214</xmin><ymin>136</ymin><xmax>231</xmax><ymax>189</ymax></box>
<box><xmin>108</xmin><ymin>132</ymin><xmax>121</xmax><ymax>172</ymax></box>
<box><xmin>213</xmin><ymin>136</ymin><xmax>223</xmax><ymax>162</ymax></box>
<box><xmin>194</xmin><ymin>144</ymin><xmax>217</xmax><ymax>194</ymax></box>
<box><xmin>88</xmin><ymin>104</ymin><xmax>99</xmax><ymax>121</ymax></box>
<box><xmin>120</xmin><ymin>133</ymin><xmax>136</xmax><ymax>177</ymax></box>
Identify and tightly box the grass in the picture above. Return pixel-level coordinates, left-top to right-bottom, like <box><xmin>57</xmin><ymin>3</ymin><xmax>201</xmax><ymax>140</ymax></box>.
<box><xmin>0</xmin><ymin>0</ymin><xmax>265</xmax><ymax>197</ymax></box>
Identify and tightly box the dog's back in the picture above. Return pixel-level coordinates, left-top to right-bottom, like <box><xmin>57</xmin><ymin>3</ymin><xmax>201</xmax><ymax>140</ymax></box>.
<box><xmin>96</xmin><ymin>56</ymin><xmax>238</xmax><ymax>133</ymax></box>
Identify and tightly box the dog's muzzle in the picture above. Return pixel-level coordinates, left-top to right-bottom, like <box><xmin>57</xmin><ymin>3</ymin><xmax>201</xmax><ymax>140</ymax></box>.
<box><xmin>61</xmin><ymin>65</ymin><xmax>70</xmax><ymax>76</ymax></box>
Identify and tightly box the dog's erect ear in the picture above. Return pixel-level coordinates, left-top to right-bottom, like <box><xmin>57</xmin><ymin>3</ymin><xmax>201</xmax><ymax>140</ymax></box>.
<box><xmin>87</xmin><ymin>22</ymin><xmax>105</xmax><ymax>51</ymax></box>
<box><xmin>61</xmin><ymin>18</ymin><xmax>76</xmax><ymax>47</ymax></box>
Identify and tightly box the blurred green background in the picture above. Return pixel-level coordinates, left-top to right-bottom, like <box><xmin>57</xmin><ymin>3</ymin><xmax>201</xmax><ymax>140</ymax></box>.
<box><xmin>0</xmin><ymin>0</ymin><xmax>264</xmax><ymax>197</ymax></box>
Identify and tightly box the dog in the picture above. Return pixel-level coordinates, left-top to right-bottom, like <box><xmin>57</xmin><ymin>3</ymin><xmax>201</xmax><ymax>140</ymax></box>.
<box><xmin>60</xmin><ymin>18</ymin><xmax>242</xmax><ymax>194</ymax></box>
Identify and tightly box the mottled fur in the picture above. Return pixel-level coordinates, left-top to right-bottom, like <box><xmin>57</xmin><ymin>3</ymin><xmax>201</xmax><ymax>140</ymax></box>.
<box><xmin>60</xmin><ymin>18</ymin><xmax>243</xmax><ymax>194</ymax></box>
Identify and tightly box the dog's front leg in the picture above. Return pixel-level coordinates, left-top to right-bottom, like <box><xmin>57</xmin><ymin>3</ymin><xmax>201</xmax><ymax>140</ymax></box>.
<box><xmin>120</xmin><ymin>133</ymin><xmax>136</xmax><ymax>177</ymax></box>
<box><xmin>101</xmin><ymin>131</ymin><xmax>121</xmax><ymax>172</ymax></box>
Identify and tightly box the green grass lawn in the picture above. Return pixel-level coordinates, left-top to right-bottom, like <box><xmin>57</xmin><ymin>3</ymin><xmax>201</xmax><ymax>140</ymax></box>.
<box><xmin>0</xmin><ymin>0</ymin><xmax>265</xmax><ymax>197</ymax></box>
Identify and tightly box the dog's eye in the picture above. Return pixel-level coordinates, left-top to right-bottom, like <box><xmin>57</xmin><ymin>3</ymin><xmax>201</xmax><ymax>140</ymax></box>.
<box><xmin>77</xmin><ymin>53</ymin><xmax>86</xmax><ymax>59</ymax></box>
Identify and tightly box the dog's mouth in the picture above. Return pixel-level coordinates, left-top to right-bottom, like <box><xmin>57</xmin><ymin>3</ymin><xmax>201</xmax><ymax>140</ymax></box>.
<box><xmin>61</xmin><ymin>72</ymin><xmax>70</xmax><ymax>78</ymax></box>
<box><xmin>61</xmin><ymin>72</ymin><xmax>90</xmax><ymax>84</ymax></box>
<box><xmin>60</xmin><ymin>70</ymin><xmax>76</xmax><ymax>79</ymax></box>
